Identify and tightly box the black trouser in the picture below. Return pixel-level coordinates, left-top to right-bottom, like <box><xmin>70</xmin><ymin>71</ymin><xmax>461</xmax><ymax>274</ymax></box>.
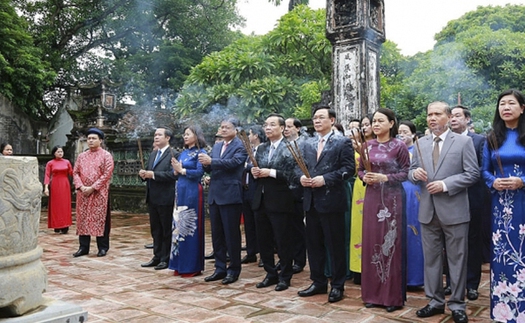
<box><xmin>148</xmin><ymin>203</ymin><xmax>174</xmax><ymax>263</ymax></box>
<box><xmin>79</xmin><ymin>204</ymin><xmax>111</xmax><ymax>252</ymax></box>
<box><xmin>466</xmin><ymin>209</ymin><xmax>483</xmax><ymax>290</ymax></box>
<box><xmin>290</xmin><ymin>201</ymin><xmax>306</xmax><ymax>268</ymax></box>
<box><xmin>305</xmin><ymin>207</ymin><xmax>347</xmax><ymax>290</ymax></box>
<box><xmin>242</xmin><ymin>198</ymin><xmax>259</xmax><ymax>257</ymax></box>
<box><xmin>255</xmin><ymin>197</ymin><xmax>294</xmax><ymax>282</ymax></box>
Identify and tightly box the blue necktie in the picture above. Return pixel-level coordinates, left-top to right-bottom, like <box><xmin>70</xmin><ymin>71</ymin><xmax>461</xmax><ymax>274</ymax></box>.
<box><xmin>153</xmin><ymin>150</ymin><xmax>162</xmax><ymax>167</ymax></box>
<box><xmin>268</xmin><ymin>144</ymin><xmax>275</xmax><ymax>162</ymax></box>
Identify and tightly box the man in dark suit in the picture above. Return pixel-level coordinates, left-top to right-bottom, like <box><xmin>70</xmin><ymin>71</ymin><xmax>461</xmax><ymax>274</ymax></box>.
<box><xmin>240</xmin><ymin>125</ymin><xmax>266</xmax><ymax>265</ymax></box>
<box><xmin>139</xmin><ymin>127</ymin><xmax>178</xmax><ymax>270</ymax></box>
<box><xmin>251</xmin><ymin>114</ymin><xmax>297</xmax><ymax>291</ymax></box>
<box><xmin>198</xmin><ymin>117</ymin><xmax>247</xmax><ymax>284</ymax></box>
<box><xmin>297</xmin><ymin>106</ymin><xmax>355</xmax><ymax>303</ymax></box>
<box><xmin>409</xmin><ymin>102</ymin><xmax>479</xmax><ymax>323</ymax></box>
<box><xmin>284</xmin><ymin>117</ymin><xmax>307</xmax><ymax>274</ymax></box>
<box><xmin>448</xmin><ymin>105</ymin><xmax>491</xmax><ymax>301</ymax></box>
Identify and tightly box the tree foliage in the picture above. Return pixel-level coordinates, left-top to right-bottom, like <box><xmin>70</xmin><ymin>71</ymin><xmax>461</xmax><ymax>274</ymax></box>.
<box><xmin>380</xmin><ymin>4</ymin><xmax>525</xmax><ymax>132</ymax></box>
<box><xmin>174</xmin><ymin>5</ymin><xmax>330</xmax><ymax>123</ymax></box>
<box><xmin>435</xmin><ymin>5</ymin><xmax>525</xmax><ymax>45</ymax></box>
<box><xmin>0</xmin><ymin>0</ymin><xmax>56</xmax><ymax>119</ymax></box>
<box><xmin>12</xmin><ymin>0</ymin><xmax>243</xmax><ymax>118</ymax></box>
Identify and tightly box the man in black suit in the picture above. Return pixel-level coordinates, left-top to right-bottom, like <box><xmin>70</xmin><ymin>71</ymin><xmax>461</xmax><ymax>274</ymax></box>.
<box><xmin>251</xmin><ymin>114</ymin><xmax>297</xmax><ymax>291</ymax></box>
<box><xmin>284</xmin><ymin>117</ymin><xmax>307</xmax><ymax>274</ymax></box>
<box><xmin>139</xmin><ymin>127</ymin><xmax>178</xmax><ymax>270</ymax></box>
<box><xmin>199</xmin><ymin>118</ymin><xmax>247</xmax><ymax>284</ymax></box>
<box><xmin>297</xmin><ymin>106</ymin><xmax>355</xmax><ymax>303</ymax></box>
<box><xmin>448</xmin><ymin>105</ymin><xmax>491</xmax><ymax>300</ymax></box>
<box><xmin>241</xmin><ymin>125</ymin><xmax>266</xmax><ymax>265</ymax></box>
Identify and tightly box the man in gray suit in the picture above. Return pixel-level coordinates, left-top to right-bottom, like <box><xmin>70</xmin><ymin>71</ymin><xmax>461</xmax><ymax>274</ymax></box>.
<box><xmin>409</xmin><ymin>101</ymin><xmax>479</xmax><ymax>323</ymax></box>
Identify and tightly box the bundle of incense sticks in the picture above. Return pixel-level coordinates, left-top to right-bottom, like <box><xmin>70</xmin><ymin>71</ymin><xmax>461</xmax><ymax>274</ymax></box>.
<box><xmin>238</xmin><ymin>130</ymin><xmax>258</xmax><ymax>167</ymax></box>
<box><xmin>352</xmin><ymin>128</ymin><xmax>371</xmax><ymax>172</ymax></box>
<box><xmin>487</xmin><ymin>132</ymin><xmax>504</xmax><ymax>176</ymax></box>
<box><xmin>285</xmin><ymin>140</ymin><xmax>310</xmax><ymax>178</ymax></box>
<box><xmin>137</xmin><ymin>139</ymin><xmax>145</xmax><ymax>169</ymax></box>
<box><xmin>413</xmin><ymin>136</ymin><xmax>426</xmax><ymax>172</ymax></box>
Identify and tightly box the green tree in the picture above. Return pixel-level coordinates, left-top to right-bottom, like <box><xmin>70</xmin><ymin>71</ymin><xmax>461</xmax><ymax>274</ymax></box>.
<box><xmin>0</xmin><ymin>0</ymin><xmax>55</xmax><ymax>119</ymax></box>
<box><xmin>435</xmin><ymin>5</ymin><xmax>525</xmax><ymax>45</ymax></box>
<box><xmin>175</xmin><ymin>5</ymin><xmax>330</xmax><ymax>123</ymax></box>
<box><xmin>379</xmin><ymin>40</ymin><xmax>408</xmax><ymax>116</ymax></box>
<box><xmin>13</xmin><ymin>0</ymin><xmax>243</xmax><ymax>117</ymax></box>
<box><xmin>380</xmin><ymin>4</ymin><xmax>525</xmax><ymax>131</ymax></box>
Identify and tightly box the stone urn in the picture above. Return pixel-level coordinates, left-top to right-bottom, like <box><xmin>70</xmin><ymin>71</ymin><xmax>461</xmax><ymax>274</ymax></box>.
<box><xmin>0</xmin><ymin>156</ymin><xmax>47</xmax><ymax>317</ymax></box>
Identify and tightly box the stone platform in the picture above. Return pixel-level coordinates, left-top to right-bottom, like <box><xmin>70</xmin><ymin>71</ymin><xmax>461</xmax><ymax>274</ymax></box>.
<box><xmin>39</xmin><ymin>210</ymin><xmax>493</xmax><ymax>322</ymax></box>
<box><xmin>0</xmin><ymin>299</ymin><xmax>87</xmax><ymax>323</ymax></box>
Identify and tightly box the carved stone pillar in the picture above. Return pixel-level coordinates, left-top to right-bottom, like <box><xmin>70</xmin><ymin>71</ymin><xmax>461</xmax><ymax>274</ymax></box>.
<box><xmin>326</xmin><ymin>0</ymin><xmax>385</xmax><ymax>121</ymax></box>
<box><xmin>0</xmin><ymin>156</ymin><xmax>46</xmax><ymax>317</ymax></box>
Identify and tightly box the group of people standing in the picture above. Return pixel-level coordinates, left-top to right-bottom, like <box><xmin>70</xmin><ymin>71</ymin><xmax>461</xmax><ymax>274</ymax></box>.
<box><xmin>349</xmin><ymin>90</ymin><xmax>525</xmax><ymax>323</ymax></box>
<box><xmin>138</xmin><ymin>89</ymin><xmax>525</xmax><ymax>323</ymax></box>
<box><xmin>42</xmin><ymin>128</ymin><xmax>114</xmax><ymax>258</ymax></box>
<box><xmin>3</xmin><ymin>129</ymin><xmax>114</xmax><ymax>259</ymax></box>
<box><xmin>15</xmin><ymin>87</ymin><xmax>524</xmax><ymax>323</ymax></box>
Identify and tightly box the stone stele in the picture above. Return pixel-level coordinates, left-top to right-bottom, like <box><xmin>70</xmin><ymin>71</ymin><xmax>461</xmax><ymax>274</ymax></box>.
<box><xmin>0</xmin><ymin>156</ymin><xmax>47</xmax><ymax>317</ymax></box>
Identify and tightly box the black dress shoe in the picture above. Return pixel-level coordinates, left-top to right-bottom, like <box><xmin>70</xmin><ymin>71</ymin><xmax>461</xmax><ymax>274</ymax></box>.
<box><xmin>241</xmin><ymin>254</ymin><xmax>257</xmax><ymax>264</ymax></box>
<box><xmin>386</xmin><ymin>306</ymin><xmax>402</xmax><ymax>313</ymax></box>
<box><xmin>97</xmin><ymin>249</ymin><xmax>107</xmax><ymax>257</ymax></box>
<box><xmin>204</xmin><ymin>251</ymin><xmax>215</xmax><ymax>260</ymax></box>
<box><xmin>60</xmin><ymin>227</ymin><xmax>69</xmax><ymax>234</ymax></box>
<box><xmin>256</xmin><ymin>277</ymin><xmax>279</xmax><ymax>288</ymax></box>
<box><xmin>258</xmin><ymin>259</ymin><xmax>264</xmax><ymax>267</ymax></box>
<box><xmin>144</xmin><ymin>243</ymin><xmax>154</xmax><ymax>249</ymax></box>
<box><xmin>466</xmin><ymin>288</ymin><xmax>479</xmax><ymax>300</ymax></box>
<box><xmin>292</xmin><ymin>264</ymin><xmax>304</xmax><ymax>274</ymax></box>
<box><xmin>275</xmin><ymin>280</ymin><xmax>289</xmax><ymax>291</ymax></box>
<box><xmin>204</xmin><ymin>272</ymin><xmax>226</xmax><ymax>282</ymax></box>
<box><xmin>221</xmin><ymin>274</ymin><xmax>238</xmax><ymax>284</ymax></box>
<box><xmin>54</xmin><ymin>229</ymin><xmax>61</xmax><ymax>233</ymax></box>
<box><xmin>364</xmin><ymin>303</ymin><xmax>378</xmax><ymax>308</ymax></box>
<box><xmin>328</xmin><ymin>288</ymin><xmax>344</xmax><ymax>303</ymax></box>
<box><xmin>444</xmin><ymin>285</ymin><xmax>452</xmax><ymax>295</ymax></box>
<box><xmin>451</xmin><ymin>310</ymin><xmax>468</xmax><ymax>323</ymax></box>
<box><xmin>73</xmin><ymin>248</ymin><xmax>88</xmax><ymax>257</ymax></box>
<box><xmin>141</xmin><ymin>258</ymin><xmax>160</xmax><ymax>267</ymax></box>
<box><xmin>416</xmin><ymin>304</ymin><xmax>445</xmax><ymax>318</ymax></box>
<box><xmin>298</xmin><ymin>284</ymin><xmax>327</xmax><ymax>297</ymax></box>
<box><xmin>154</xmin><ymin>262</ymin><xmax>168</xmax><ymax>270</ymax></box>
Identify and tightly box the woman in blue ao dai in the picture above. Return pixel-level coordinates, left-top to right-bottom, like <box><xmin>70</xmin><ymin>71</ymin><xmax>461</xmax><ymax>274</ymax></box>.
<box><xmin>169</xmin><ymin>125</ymin><xmax>207</xmax><ymax>277</ymax></box>
<box><xmin>398</xmin><ymin>121</ymin><xmax>424</xmax><ymax>288</ymax></box>
<box><xmin>482</xmin><ymin>89</ymin><xmax>525</xmax><ymax>323</ymax></box>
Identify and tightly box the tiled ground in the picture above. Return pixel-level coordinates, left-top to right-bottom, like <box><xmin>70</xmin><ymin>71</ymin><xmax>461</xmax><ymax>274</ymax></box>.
<box><xmin>39</xmin><ymin>210</ymin><xmax>493</xmax><ymax>322</ymax></box>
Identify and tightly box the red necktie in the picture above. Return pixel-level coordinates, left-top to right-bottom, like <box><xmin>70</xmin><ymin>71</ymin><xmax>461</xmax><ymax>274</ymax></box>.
<box><xmin>221</xmin><ymin>141</ymin><xmax>229</xmax><ymax>157</ymax></box>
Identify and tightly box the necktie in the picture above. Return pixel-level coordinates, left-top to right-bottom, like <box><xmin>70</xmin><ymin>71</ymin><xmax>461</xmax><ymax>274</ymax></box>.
<box><xmin>433</xmin><ymin>137</ymin><xmax>441</xmax><ymax>169</ymax></box>
<box><xmin>268</xmin><ymin>144</ymin><xmax>275</xmax><ymax>162</ymax></box>
<box><xmin>221</xmin><ymin>141</ymin><xmax>229</xmax><ymax>157</ymax></box>
<box><xmin>317</xmin><ymin>138</ymin><xmax>325</xmax><ymax>160</ymax></box>
<box><xmin>153</xmin><ymin>150</ymin><xmax>162</xmax><ymax>167</ymax></box>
